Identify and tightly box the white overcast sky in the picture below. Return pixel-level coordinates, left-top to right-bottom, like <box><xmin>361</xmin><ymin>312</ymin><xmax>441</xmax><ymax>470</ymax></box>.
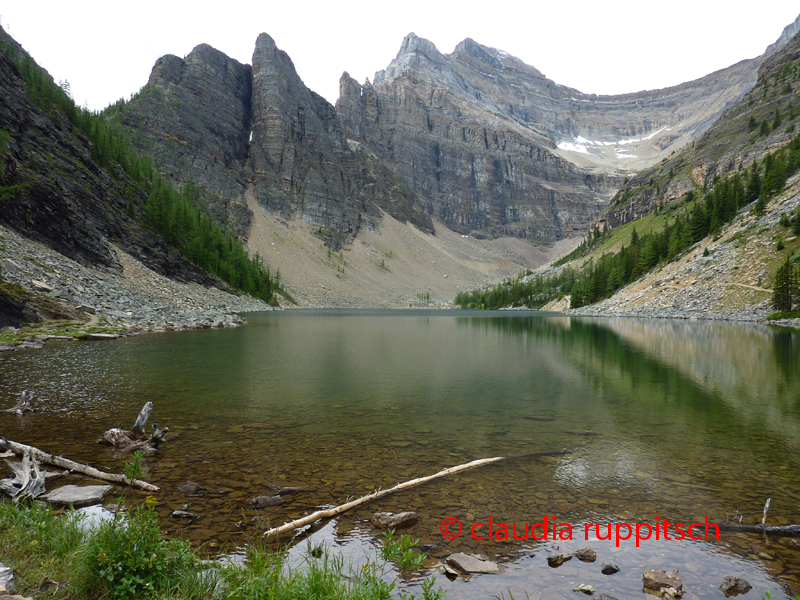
<box><xmin>1</xmin><ymin>1</ymin><xmax>798</xmax><ymax>111</ymax></box>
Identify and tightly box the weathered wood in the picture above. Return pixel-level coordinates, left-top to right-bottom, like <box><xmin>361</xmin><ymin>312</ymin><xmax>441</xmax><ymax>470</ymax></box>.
<box><xmin>263</xmin><ymin>456</ymin><xmax>504</xmax><ymax>539</ymax></box>
<box><xmin>0</xmin><ymin>438</ymin><xmax>159</xmax><ymax>492</ymax></box>
<box><xmin>0</xmin><ymin>449</ymin><xmax>46</xmax><ymax>502</ymax></box>
<box><xmin>98</xmin><ymin>404</ymin><xmax>168</xmax><ymax>453</ymax></box>
<box><xmin>131</xmin><ymin>401</ymin><xmax>153</xmax><ymax>435</ymax></box>
<box><xmin>3</xmin><ymin>391</ymin><xmax>34</xmax><ymax>415</ymax></box>
<box><xmin>718</xmin><ymin>522</ymin><xmax>800</xmax><ymax>536</ymax></box>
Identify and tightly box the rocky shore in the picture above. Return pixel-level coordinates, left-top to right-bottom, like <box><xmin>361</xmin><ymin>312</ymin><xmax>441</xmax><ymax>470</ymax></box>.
<box><xmin>543</xmin><ymin>176</ymin><xmax>800</xmax><ymax>330</ymax></box>
<box><xmin>0</xmin><ymin>225</ymin><xmax>273</xmax><ymax>351</ymax></box>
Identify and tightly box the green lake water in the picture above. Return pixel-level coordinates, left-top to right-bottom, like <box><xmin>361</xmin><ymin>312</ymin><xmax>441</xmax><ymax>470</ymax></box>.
<box><xmin>1</xmin><ymin>310</ymin><xmax>799</xmax><ymax>599</ymax></box>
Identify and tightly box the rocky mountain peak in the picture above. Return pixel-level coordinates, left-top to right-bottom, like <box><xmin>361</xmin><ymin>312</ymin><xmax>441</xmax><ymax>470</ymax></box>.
<box><xmin>374</xmin><ymin>32</ymin><xmax>449</xmax><ymax>86</ymax></box>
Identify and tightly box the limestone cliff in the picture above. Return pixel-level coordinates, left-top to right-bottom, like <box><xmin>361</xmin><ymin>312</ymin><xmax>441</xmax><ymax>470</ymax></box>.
<box><xmin>336</xmin><ymin>32</ymin><xmax>769</xmax><ymax>242</ymax></box>
<box><xmin>249</xmin><ymin>34</ymin><xmax>432</xmax><ymax>248</ymax></box>
<box><xmin>120</xmin><ymin>34</ymin><xmax>432</xmax><ymax>250</ymax></box>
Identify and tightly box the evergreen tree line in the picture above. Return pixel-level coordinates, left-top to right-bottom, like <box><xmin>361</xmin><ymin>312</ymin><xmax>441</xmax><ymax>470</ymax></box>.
<box><xmin>771</xmin><ymin>257</ymin><xmax>800</xmax><ymax>315</ymax></box>
<box><xmin>456</xmin><ymin>134</ymin><xmax>800</xmax><ymax>310</ymax></box>
<box><xmin>1</xmin><ymin>39</ymin><xmax>278</xmax><ymax>304</ymax></box>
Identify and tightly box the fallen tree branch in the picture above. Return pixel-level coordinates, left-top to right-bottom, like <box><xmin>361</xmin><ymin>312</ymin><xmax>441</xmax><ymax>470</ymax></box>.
<box><xmin>718</xmin><ymin>522</ymin><xmax>800</xmax><ymax>536</ymax></box>
<box><xmin>264</xmin><ymin>456</ymin><xmax>505</xmax><ymax>539</ymax></box>
<box><xmin>0</xmin><ymin>438</ymin><xmax>159</xmax><ymax>492</ymax></box>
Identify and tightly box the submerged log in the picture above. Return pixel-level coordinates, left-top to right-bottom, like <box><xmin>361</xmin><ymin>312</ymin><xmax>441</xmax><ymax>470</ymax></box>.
<box><xmin>0</xmin><ymin>438</ymin><xmax>159</xmax><ymax>492</ymax></box>
<box><xmin>3</xmin><ymin>391</ymin><xmax>35</xmax><ymax>415</ymax></box>
<box><xmin>0</xmin><ymin>449</ymin><xmax>46</xmax><ymax>502</ymax></box>
<box><xmin>262</xmin><ymin>450</ymin><xmax>568</xmax><ymax>539</ymax></box>
<box><xmin>718</xmin><ymin>522</ymin><xmax>800</xmax><ymax>536</ymax></box>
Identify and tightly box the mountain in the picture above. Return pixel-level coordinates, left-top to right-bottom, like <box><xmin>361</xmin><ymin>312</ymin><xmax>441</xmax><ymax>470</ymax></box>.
<box><xmin>602</xmin><ymin>14</ymin><xmax>800</xmax><ymax>228</ymax></box>
<box><xmin>119</xmin><ymin>34</ymin><xmax>433</xmax><ymax>251</ymax></box>
<box><xmin>335</xmin><ymin>32</ymin><xmax>771</xmax><ymax>243</ymax></box>
<box><xmin>0</xmin><ymin>26</ymin><xmax>273</xmax><ymax>333</ymax></box>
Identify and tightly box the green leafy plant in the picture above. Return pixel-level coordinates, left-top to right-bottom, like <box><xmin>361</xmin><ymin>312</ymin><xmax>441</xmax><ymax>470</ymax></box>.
<box><xmin>123</xmin><ymin>451</ymin><xmax>144</xmax><ymax>483</ymax></box>
<box><xmin>380</xmin><ymin>529</ymin><xmax>425</xmax><ymax>571</ymax></box>
<box><xmin>75</xmin><ymin>498</ymin><xmax>196</xmax><ymax>599</ymax></box>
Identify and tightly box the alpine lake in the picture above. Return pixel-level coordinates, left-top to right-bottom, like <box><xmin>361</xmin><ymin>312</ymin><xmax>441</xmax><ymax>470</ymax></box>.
<box><xmin>1</xmin><ymin>310</ymin><xmax>799</xmax><ymax>600</ymax></box>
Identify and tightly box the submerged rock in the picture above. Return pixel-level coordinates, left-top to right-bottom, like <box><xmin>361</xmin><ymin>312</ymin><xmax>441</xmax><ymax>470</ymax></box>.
<box><xmin>177</xmin><ymin>481</ymin><xmax>204</xmax><ymax>494</ymax></box>
<box><xmin>573</xmin><ymin>548</ymin><xmax>597</xmax><ymax>562</ymax></box>
<box><xmin>250</xmin><ymin>495</ymin><xmax>283</xmax><ymax>508</ymax></box>
<box><xmin>602</xmin><ymin>563</ymin><xmax>621</xmax><ymax>575</ymax></box>
<box><xmin>643</xmin><ymin>569</ymin><xmax>683</xmax><ymax>598</ymax></box>
<box><xmin>719</xmin><ymin>575</ymin><xmax>752</xmax><ymax>597</ymax></box>
<box><xmin>573</xmin><ymin>583</ymin><xmax>596</xmax><ymax>595</ymax></box>
<box><xmin>547</xmin><ymin>553</ymin><xmax>573</xmax><ymax>568</ymax></box>
<box><xmin>372</xmin><ymin>511</ymin><xmax>419</xmax><ymax>530</ymax></box>
<box><xmin>446</xmin><ymin>552</ymin><xmax>500</xmax><ymax>574</ymax></box>
<box><xmin>170</xmin><ymin>510</ymin><xmax>201</xmax><ymax>520</ymax></box>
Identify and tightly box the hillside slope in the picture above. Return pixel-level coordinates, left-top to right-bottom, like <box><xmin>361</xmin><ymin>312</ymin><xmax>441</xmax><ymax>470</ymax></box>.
<box><xmin>0</xmin><ymin>27</ymin><xmax>272</xmax><ymax>338</ymax></box>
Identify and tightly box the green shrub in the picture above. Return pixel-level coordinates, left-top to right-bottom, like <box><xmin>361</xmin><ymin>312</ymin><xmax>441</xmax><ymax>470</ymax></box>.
<box><xmin>75</xmin><ymin>498</ymin><xmax>196</xmax><ymax>599</ymax></box>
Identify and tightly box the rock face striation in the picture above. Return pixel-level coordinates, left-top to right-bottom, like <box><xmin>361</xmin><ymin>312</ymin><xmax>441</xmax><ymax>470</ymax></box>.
<box><xmin>335</xmin><ymin>32</ymin><xmax>777</xmax><ymax>242</ymax></box>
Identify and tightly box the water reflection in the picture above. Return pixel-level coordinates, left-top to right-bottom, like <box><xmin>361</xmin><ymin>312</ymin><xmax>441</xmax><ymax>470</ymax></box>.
<box><xmin>1</xmin><ymin>311</ymin><xmax>798</xmax><ymax>598</ymax></box>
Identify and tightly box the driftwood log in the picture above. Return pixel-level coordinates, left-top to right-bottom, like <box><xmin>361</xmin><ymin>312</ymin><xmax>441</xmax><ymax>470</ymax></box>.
<box><xmin>3</xmin><ymin>391</ymin><xmax>35</xmax><ymax>415</ymax></box>
<box><xmin>263</xmin><ymin>456</ymin><xmax>505</xmax><ymax>539</ymax></box>
<box><xmin>0</xmin><ymin>449</ymin><xmax>46</xmax><ymax>502</ymax></box>
<box><xmin>97</xmin><ymin>402</ymin><xmax>168</xmax><ymax>453</ymax></box>
<box><xmin>0</xmin><ymin>438</ymin><xmax>159</xmax><ymax>492</ymax></box>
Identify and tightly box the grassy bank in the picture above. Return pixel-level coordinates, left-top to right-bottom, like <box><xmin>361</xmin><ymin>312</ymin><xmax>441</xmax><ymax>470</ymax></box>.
<box><xmin>0</xmin><ymin>498</ymin><xmax>444</xmax><ymax>600</ymax></box>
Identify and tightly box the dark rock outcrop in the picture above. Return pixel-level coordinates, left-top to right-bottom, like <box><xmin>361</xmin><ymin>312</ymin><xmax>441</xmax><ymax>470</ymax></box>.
<box><xmin>0</xmin><ymin>27</ymin><xmax>216</xmax><ymax>285</ymax></box>
<box><xmin>119</xmin><ymin>45</ymin><xmax>254</xmax><ymax>236</ymax></box>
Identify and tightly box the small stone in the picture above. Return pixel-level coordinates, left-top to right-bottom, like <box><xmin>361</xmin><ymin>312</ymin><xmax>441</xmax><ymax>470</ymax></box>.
<box><xmin>250</xmin><ymin>495</ymin><xmax>283</xmax><ymax>508</ymax></box>
<box><xmin>170</xmin><ymin>510</ymin><xmax>200</xmax><ymax>520</ymax></box>
<box><xmin>177</xmin><ymin>481</ymin><xmax>204</xmax><ymax>494</ymax></box>
<box><xmin>264</xmin><ymin>485</ymin><xmax>303</xmax><ymax>495</ymax></box>
<box><xmin>719</xmin><ymin>575</ymin><xmax>752</xmax><ymax>597</ymax></box>
<box><xmin>446</xmin><ymin>552</ymin><xmax>500</xmax><ymax>574</ymax></box>
<box><xmin>643</xmin><ymin>569</ymin><xmax>683</xmax><ymax>597</ymax></box>
<box><xmin>31</xmin><ymin>279</ymin><xmax>52</xmax><ymax>293</ymax></box>
<box><xmin>602</xmin><ymin>563</ymin><xmax>621</xmax><ymax>575</ymax></box>
<box><xmin>574</xmin><ymin>548</ymin><xmax>597</xmax><ymax>562</ymax></box>
<box><xmin>372</xmin><ymin>511</ymin><xmax>419</xmax><ymax>529</ymax></box>
<box><xmin>547</xmin><ymin>553</ymin><xmax>572</xmax><ymax>567</ymax></box>
<box><xmin>573</xmin><ymin>583</ymin><xmax>596</xmax><ymax>595</ymax></box>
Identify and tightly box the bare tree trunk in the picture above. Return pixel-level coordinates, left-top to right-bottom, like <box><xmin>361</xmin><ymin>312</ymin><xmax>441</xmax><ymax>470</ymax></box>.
<box><xmin>0</xmin><ymin>438</ymin><xmax>159</xmax><ymax>492</ymax></box>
